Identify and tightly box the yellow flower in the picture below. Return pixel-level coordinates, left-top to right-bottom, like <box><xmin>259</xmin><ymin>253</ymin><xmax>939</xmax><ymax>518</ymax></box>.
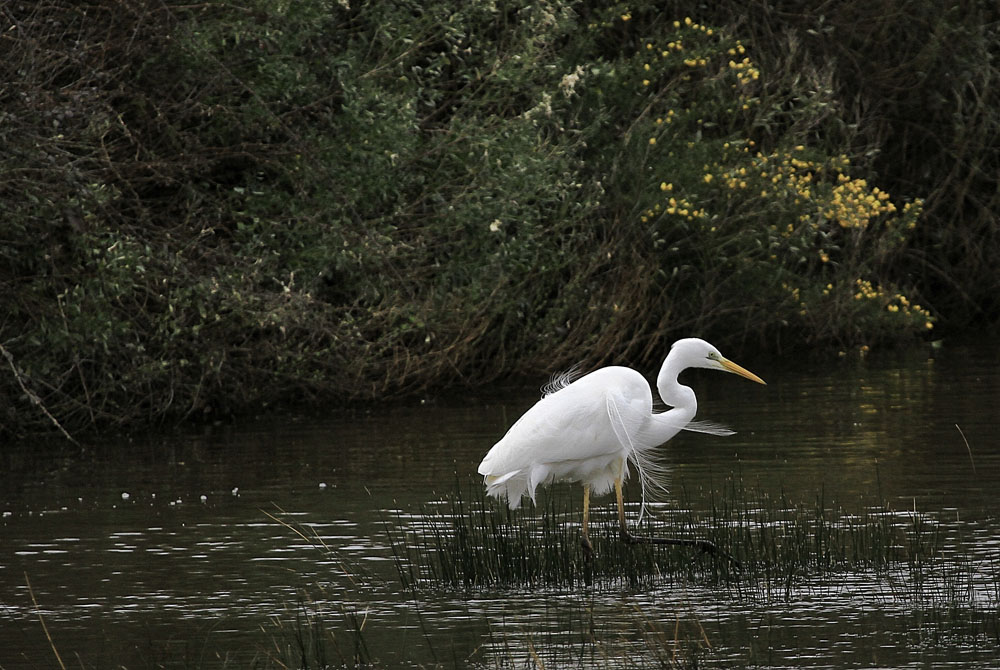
<box><xmin>621</xmin><ymin>12</ymin><xmax>632</xmax><ymax>21</ymax></box>
<box><xmin>649</xmin><ymin>137</ymin><xmax>656</xmax><ymax>145</ymax></box>
<box><xmin>703</xmin><ymin>173</ymin><xmax>713</xmax><ymax>183</ymax></box>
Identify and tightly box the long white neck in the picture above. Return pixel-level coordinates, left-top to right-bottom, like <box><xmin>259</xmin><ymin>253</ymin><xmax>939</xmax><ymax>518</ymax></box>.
<box><xmin>655</xmin><ymin>350</ymin><xmax>697</xmax><ymax>418</ymax></box>
<box><xmin>625</xmin><ymin>351</ymin><xmax>695</xmax><ymax>448</ymax></box>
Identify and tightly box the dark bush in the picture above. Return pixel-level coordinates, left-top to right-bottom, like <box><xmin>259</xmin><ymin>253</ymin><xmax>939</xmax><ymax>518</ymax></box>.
<box><xmin>0</xmin><ymin>0</ymin><xmax>993</xmax><ymax>439</ymax></box>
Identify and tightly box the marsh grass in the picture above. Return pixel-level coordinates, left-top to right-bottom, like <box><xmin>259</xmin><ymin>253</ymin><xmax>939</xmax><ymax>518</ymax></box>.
<box><xmin>254</xmin><ymin>487</ymin><xmax>999</xmax><ymax>668</ymax></box>
<box><xmin>249</xmin><ymin>599</ymin><xmax>375</xmax><ymax>670</ymax></box>
<box><xmin>251</xmin><ymin>596</ymin><xmax>723</xmax><ymax>669</ymax></box>
<box><xmin>385</xmin><ymin>476</ymin><xmax>958</xmax><ymax>590</ymax></box>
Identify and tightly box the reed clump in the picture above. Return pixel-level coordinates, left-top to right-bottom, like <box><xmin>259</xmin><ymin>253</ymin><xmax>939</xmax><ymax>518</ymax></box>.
<box><xmin>387</xmin><ymin>477</ymin><xmax>947</xmax><ymax>590</ymax></box>
<box><xmin>252</xmin><ymin>600</ymin><xmax>373</xmax><ymax>670</ymax></box>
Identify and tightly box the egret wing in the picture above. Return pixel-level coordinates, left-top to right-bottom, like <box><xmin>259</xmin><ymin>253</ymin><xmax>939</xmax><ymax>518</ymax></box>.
<box><xmin>481</xmin><ymin>371</ymin><xmax>644</xmax><ymax>476</ymax></box>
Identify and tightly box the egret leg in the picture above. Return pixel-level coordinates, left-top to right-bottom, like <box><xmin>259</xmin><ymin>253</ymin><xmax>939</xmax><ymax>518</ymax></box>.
<box><xmin>614</xmin><ymin>473</ymin><xmax>741</xmax><ymax>569</ymax></box>
<box><xmin>581</xmin><ymin>484</ymin><xmax>593</xmax><ymax>558</ymax></box>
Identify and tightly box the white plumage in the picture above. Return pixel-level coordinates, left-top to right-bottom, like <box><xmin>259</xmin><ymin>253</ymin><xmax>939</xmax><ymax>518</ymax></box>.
<box><xmin>478</xmin><ymin>338</ymin><xmax>765</xmax><ymax>547</ymax></box>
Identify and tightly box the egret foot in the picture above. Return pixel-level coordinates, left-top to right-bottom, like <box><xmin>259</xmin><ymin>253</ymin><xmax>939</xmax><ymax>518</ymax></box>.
<box><xmin>619</xmin><ymin>527</ymin><xmax>741</xmax><ymax>570</ymax></box>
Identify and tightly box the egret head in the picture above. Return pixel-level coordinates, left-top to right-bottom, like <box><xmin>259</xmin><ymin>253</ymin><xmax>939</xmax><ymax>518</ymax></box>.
<box><xmin>670</xmin><ymin>338</ymin><xmax>766</xmax><ymax>384</ymax></box>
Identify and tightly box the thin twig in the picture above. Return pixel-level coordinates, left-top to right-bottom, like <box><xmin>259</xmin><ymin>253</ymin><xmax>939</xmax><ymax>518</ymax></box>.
<box><xmin>955</xmin><ymin>423</ymin><xmax>976</xmax><ymax>475</ymax></box>
<box><xmin>0</xmin><ymin>343</ymin><xmax>79</xmax><ymax>446</ymax></box>
<box><xmin>527</xmin><ymin>638</ymin><xmax>545</xmax><ymax>669</ymax></box>
<box><xmin>25</xmin><ymin>572</ymin><xmax>67</xmax><ymax>670</ymax></box>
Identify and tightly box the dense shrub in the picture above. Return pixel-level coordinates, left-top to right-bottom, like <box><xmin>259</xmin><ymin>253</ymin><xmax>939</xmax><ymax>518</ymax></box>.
<box><xmin>0</xmin><ymin>0</ymin><xmax>993</xmax><ymax>438</ymax></box>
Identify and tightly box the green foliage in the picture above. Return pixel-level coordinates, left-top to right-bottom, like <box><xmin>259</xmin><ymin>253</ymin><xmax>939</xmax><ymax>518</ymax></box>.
<box><xmin>0</xmin><ymin>0</ymin><xmax>990</xmax><ymax>437</ymax></box>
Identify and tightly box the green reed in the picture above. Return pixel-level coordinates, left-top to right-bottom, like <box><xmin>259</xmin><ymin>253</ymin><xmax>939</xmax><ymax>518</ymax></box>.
<box><xmin>386</xmin><ymin>476</ymin><xmax>951</xmax><ymax>590</ymax></box>
<box><xmin>249</xmin><ymin>598</ymin><xmax>375</xmax><ymax>670</ymax></box>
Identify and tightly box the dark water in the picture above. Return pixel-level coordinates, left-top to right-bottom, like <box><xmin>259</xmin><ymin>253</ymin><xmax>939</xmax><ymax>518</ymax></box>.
<box><xmin>2</xmin><ymin>340</ymin><xmax>999</xmax><ymax>668</ymax></box>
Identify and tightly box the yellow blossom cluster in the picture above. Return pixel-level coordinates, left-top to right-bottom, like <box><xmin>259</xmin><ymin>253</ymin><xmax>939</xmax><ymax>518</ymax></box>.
<box><xmin>854</xmin><ymin>280</ymin><xmax>934</xmax><ymax>328</ymax></box>
<box><xmin>782</xmin><ymin>279</ymin><xmax>934</xmax><ymax>329</ymax></box>
<box><xmin>781</xmin><ymin>282</ymin><xmax>801</xmax><ymax>301</ymax></box>
<box><xmin>718</xmin><ymin>147</ymin><xmax>820</xmax><ymax>209</ymax></box>
<box><xmin>780</xmin><ymin>282</ymin><xmax>811</xmax><ymax>316</ymax></box>
<box><xmin>853</xmin><ymin>278</ymin><xmax>880</xmax><ymax>300</ymax></box>
<box><xmin>712</xmin><ymin>147</ymin><xmax>918</xmax><ymax>237</ymax></box>
<box><xmin>673</xmin><ymin>17</ymin><xmax>704</xmax><ymax>30</ymax></box>
<box><xmin>900</xmin><ymin>200</ymin><xmax>922</xmax><ymax>229</ymax></box>
<box><xmin>638</xmin><ymin>19</ymin><xmax>764</xmax><ymax>157</ymax></box>
<box><xmin>824</xmin><ymin>176</ymin><xmax>896</xmax><ymax>228</ymax></box>
<box><xmin>639</xmin><ymin>190</ymin><xmax>706</xmax><ymax>223</ymax></box>
<box><xmin>635</xmin><ymin>15</ymin><xmax>749</xmax><ymax>89</ymax></box>
<box><xmin>654</xmin><ymin>110</ymin><xmax>677</xmax><ymax>125</ymax></box>
<box><xmin>728</xmin><ymin>56</ymin><xmax>759</xmax><ymax>84</ymax></box>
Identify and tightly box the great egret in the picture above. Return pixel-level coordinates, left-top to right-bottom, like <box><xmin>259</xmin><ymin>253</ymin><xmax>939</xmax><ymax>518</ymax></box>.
<box><xmin>478</xmin><ymin>337</ymin><xmax>765</xmax><ymax>559</ymax></box>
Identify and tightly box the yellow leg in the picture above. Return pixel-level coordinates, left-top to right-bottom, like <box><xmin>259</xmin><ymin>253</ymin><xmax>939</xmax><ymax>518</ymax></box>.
<box><xmin>581</xmin><ymin>484</ymin><xmax>593</xmax><ymax>556</ymax></box>
<box><xmin>615</xmin><ymin>476</ymin><xmax>628</xmax><ymax>533</ymax></box>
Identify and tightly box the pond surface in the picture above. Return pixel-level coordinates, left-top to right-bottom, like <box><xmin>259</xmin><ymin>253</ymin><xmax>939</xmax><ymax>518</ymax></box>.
<box><xmin>2</xmin><ymin>339</ymin><xmax>999</xmax><ymax>668</ymax></box>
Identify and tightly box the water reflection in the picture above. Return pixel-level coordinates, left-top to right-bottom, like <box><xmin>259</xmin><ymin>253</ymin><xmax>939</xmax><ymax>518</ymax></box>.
<box><xmin>1</xmin><ymin>341</ymin><xmax>998</xmax><ymax>668</ymax></box>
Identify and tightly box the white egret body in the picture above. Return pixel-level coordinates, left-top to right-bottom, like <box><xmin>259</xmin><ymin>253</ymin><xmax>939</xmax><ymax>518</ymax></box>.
<box><xmin>477</xmin><ymin>337</ymin><xmax>765</xmax><ymax>556</ymax></box>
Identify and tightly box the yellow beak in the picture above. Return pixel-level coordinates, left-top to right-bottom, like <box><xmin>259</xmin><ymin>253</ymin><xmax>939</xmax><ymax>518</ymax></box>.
<box><xmin>720</xmin><ymin>358</ymin><xmax>766</xmax><ymax>385</ymax></box>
